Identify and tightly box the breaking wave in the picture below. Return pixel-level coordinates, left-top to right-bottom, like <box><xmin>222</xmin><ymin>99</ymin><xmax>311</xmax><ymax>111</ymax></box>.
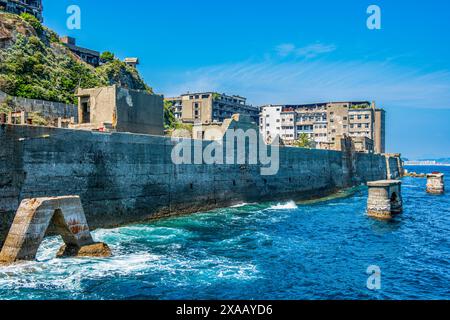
<box><xmin>268</xmin><ymin>201</ymin><xmax>298</xmax><ymax>210</ymax></box>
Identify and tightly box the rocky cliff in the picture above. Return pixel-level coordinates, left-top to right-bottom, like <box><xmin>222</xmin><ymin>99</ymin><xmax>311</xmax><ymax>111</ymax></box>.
<box><xmin>0</xmin><ymin>12</ymin><xmax>152</xmax><ymax>105</ymax></box>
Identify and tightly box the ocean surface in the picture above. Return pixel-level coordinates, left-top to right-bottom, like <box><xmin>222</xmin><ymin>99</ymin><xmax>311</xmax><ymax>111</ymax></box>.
<box><xmin>0</xmin><ymin>166</ymin><xmax>449</xmax><ymax>300</ymax></box>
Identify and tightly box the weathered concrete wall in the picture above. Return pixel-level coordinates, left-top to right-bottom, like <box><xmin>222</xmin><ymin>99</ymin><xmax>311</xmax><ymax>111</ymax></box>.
<box><xmin>0</xmin><ymin>90</ymin><xmax>78</xmax><ymax>122</ymax></box>
<box><xmin>116</xmin><ymin>87</ymin><xmax>164</xmax><ymax>136</ymax></box>
<box><xmin>76</xmin><ymin>85</ymin><xmax>164</xmax><ymax>135</ymax></box>
<box><xmin>0</xmin><ymin>125</ymin><xmax>394</xmax><ymax>245</ymax></box>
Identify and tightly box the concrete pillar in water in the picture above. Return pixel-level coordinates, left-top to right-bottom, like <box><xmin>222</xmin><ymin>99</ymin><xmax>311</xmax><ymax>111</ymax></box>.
<box><xmin>0</xmin><ymin>196</ymin><xmax>111</xmax><ymax>265</ymax></box>
<box><xmin>427</xmin><ymin>173</ymin><xmax>445</xmax><ymax>195</ymax></box>
<box><xmin>367</xmin><ymin>180</ymin><xmax>403</xmax><ymax>219</ymax></box>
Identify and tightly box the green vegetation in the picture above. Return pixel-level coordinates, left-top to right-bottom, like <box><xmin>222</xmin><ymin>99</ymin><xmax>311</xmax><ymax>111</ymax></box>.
<box><xmin>164</xmin><ymin>100</ymin><xmax>176</xmax><ymax>130</ymax></box>
<box><xmin>0</xmin><ymin>12</ymin><xmax>153</xmax><ymax>106</ymax></box>
<box><xmin>100</xmin><ymin>51</ymin><xmax>115</xmax><ymax>63</ymax></box>
<box><xmin>163</xmin><ymin>100</ymin><xmax>193</xmax><ymax>133</ymax></box>
<box><xmin>28</xmin><ymin>112</ymin><xmax>48</xmax><ymax>126</ymax></box>
<box><xmin>20</xmin><ymin>13</ymin><xmax>43</xmax><ymax>36</ymax></box>
<box><xmin>350</xmin><ymin>103</ymin><xmax>370</xmax><ymax>109</ymax></box>
<box><xmin>173</xmin><ymin>122</ymin><xmax>193</xmax><ymax>132</ymax></box>
<box><xmin>293</xmin><ymin>133</ymin><xmax>315</xmax><ymax>148</ymax></box>
<box><xmin>0</xmin><ymin>96</ymin><xmax>14</xmax><ymax>114</ymax></box>
<box><xmin>212</xmin><ymin>93</ymin><xmax>221</xmax><ymax>101</ymax></box>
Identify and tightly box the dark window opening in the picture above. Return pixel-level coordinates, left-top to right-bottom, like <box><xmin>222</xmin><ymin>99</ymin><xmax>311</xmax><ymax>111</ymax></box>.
<box><xmin>81</xmin><ymin>102</ymin><xmax>90</xmax><ymax>124</ymax></box>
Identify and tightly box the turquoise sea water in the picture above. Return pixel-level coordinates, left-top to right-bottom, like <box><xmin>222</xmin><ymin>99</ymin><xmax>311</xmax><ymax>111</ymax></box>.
<box><xmin>0</xmin><ymin>166</ymin><xmax>449</xmax><ymax>300</ymax></box>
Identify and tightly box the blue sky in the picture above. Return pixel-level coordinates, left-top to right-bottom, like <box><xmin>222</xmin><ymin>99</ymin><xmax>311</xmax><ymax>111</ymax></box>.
<box><xmin>42</xmin><ymin>0</ymin><xmax>450</xmax><ymax>159</ymax></box>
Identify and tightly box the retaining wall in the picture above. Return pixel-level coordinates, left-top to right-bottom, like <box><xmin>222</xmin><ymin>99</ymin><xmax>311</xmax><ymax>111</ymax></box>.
<box><xmin>0</xmin><ymin>90</ymin><xmax>78</xmax><ymax>122</ymax></box>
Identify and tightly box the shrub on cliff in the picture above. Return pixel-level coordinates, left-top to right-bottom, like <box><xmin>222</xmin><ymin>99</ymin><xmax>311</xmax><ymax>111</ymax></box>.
<box><xmin>96</xmin><ymin>59</ymin><xmax>153</xmax><ymax>93</ymax></box>
<box><xmin>19</xmin><ymin>13</ymin><xmax>43</xmax><ymax>36</ymax></box>
<box><xmin>100</xmin><ymin>51</ymin><xmax>115</xmax><ymax>63</ymax></box>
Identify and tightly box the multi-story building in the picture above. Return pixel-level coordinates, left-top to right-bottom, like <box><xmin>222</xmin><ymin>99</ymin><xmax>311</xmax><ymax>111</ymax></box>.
<box><xmin>260</xmin><ymin>101</ymin><xmax>386</xmax><ymax>153</ymax></box>
<box><xmin>165</xmin><ymin>92</ymin><xmax>259</xmax><ymax>124</ymax></box>
<box><xmin>0</xmin><ymin>0</ymin><xmax>43</xmax><ymax>22</ymax></box>
<box><xmin>259</xmin><ymin>105</ymin><xmax>283</xmax><ymax>143</ymax></box>
<box><xmin>60</xmin><ymin>36</ymin><xmax>100</xmax><ymax>67</ymax></box>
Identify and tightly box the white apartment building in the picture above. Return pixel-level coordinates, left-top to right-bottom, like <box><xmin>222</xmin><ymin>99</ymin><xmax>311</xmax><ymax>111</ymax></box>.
<box><xmin>260</xmin><ymin>105</ymin><xmax>282</xmax><ymax>143</ymax></box>
<box><xmin>260</xmin><ymin>101</ymin><xmax>385</xmax><ymax>153</ymax></box>
<box><xmin>260</xmin><ymin>104</ymin><xmax>328</xmax><ymax>145</ymax></box>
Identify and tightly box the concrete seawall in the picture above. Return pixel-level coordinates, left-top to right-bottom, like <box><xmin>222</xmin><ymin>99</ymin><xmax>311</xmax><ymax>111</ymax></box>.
<box><xmin>0</xmin><ymin>125</ymin><xmax>400</xmax><ymax>245</ymax></box>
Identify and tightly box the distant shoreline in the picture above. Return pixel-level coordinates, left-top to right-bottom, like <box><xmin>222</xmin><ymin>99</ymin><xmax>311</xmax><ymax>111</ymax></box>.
<box><xmin>404</xmin><ymin>164</ymin><xmax>450</xmax><ymax>167</ymax></box>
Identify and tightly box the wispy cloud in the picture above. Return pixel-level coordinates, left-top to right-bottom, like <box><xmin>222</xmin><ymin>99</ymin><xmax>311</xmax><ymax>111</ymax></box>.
<box><xmin>275</xmin><ymin>42</ymin><xmax>337</xmax><ymax>59</ymax></box>
<box><xmin>162</xmin><ymin>58</ymin><xmax>450</xmax><ymax>109</ymax></box>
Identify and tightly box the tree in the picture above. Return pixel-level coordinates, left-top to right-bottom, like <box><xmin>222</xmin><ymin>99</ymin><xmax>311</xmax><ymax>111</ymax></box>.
<box><xmin>293</xmin><ymin>133</ymin><xmax>314</xmax><ymax>148</ymax></box>
<box><xmin>100</xmin><ymin>51</ymin><xmax>115</xmax><ymax>63</ymax></box>
<box><xmin>164</xmin><ymin>100</ymin><xmax>176</xmax><ymax>130</ymax></box>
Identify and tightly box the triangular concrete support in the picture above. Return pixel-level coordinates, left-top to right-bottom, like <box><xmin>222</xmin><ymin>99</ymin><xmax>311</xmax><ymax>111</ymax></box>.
<box><xmin>0</xmin><ymin>196</ymin><xmax>111</xmax><ymax>265</ymax></box>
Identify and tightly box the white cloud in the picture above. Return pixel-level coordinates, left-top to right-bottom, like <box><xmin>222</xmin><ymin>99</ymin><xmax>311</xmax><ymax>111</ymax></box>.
<box><xmin>162</xmin><ymin>58</ymin><xmax>450</xmax><ymax>109</ymax></box>
<box><xmin>275</xmin><ymin>43</ymin><xmax>296</xmax><ymax>57</ymax></box>
<box><xmin>275</xmin><ymin>42</ymin><xmax>337</xmax><ymax>59</ymax></box>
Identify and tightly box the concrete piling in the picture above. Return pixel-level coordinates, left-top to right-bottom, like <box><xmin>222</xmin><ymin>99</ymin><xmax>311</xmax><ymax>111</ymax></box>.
<box><xmin>367</xmin><ymin>180</ymin><xmax>403</xmax><ymax>219</ymax></box>
<box><xmin>427</xmin><ymin>173</ymin><xmax>445</xmax><ymax>195</ymax></box>
<box><xmin>0</xmin><ymin>196</ymin><xmax>111</xmax><ymax>265</ymax></box>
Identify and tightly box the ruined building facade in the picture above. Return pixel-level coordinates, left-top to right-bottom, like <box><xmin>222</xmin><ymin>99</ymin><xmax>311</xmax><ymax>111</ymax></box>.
<box><xmin>72</xmin><ymin>85</ymin><xmax>164</xmax><ymax>136</ymax></box>
<box><xmin>165</xmin><ymin>92</ymin><xmax>260</xmax><ymax>124</ymax></box>
<box><xmin>260</xmin><ymin>101</ymin><xmax>386</xmax><ymax>154</ymax></box>
<box><xmin>0</xmin><ymin>0</ymin><xmax>43</xmax><ymax>22</ymax></box>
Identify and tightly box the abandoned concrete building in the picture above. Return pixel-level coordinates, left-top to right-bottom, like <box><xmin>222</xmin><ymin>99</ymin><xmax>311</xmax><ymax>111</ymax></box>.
<box><xmin>60</xmin><ymin>36</ymin><xmax>100</xmax><ymax>67</ymax></box>
<box><xmin>72</xmin><ymin>85</ymin><xmax>164</xmax><ymax>136</ymax></box>
<box><xmin>124</xmin><ymin>58</ymin><xmax>139</xmax><ymax>69</ymax></box>
<box><xmin>0</xmin><ymin>0</ymin><xmax>43</xmax><ymax>22</ymax></box>
<box><xmin>165</xmin><ymin>92</ymin><xmax>260</xmax><ymax>125</ymax></box>
<box><xmin>192</xmin><ymin>114</ymin><xmax>258</xmax><ymax>141</ymax></box>
<box><xmin>260</xmin><ymin>101</ymin><xmax>385</xmax><ymax>154</ymax></box>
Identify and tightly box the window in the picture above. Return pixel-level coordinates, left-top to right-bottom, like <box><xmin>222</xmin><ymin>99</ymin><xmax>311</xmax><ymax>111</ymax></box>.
<box><xmin>365</xmin><ymin>124</ymin><xmax>369</xmax><ymax>128</ymax></box>
<box><xmin>358</xmin><ymin>124</ymin><xmax>362</xmax><ymax>128</ymax></box>
<box><xmin>365</xmin><ymin>115</ymin><xmax>370</xmax><ymax>119</ymax></box>
<box><xmin>343</xmin><ymin>117</ymin><xmax>348</xmax><ymax>121</ymax></box>
<box><xmin>358</xmin><ymin>115</ymin><xmax>362</xmax><ymax>120</ymax></box>
<box><xmin>350</xmin><ymin>115</ymin><xmax>354</xmax><ymax>120</ymax></box>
